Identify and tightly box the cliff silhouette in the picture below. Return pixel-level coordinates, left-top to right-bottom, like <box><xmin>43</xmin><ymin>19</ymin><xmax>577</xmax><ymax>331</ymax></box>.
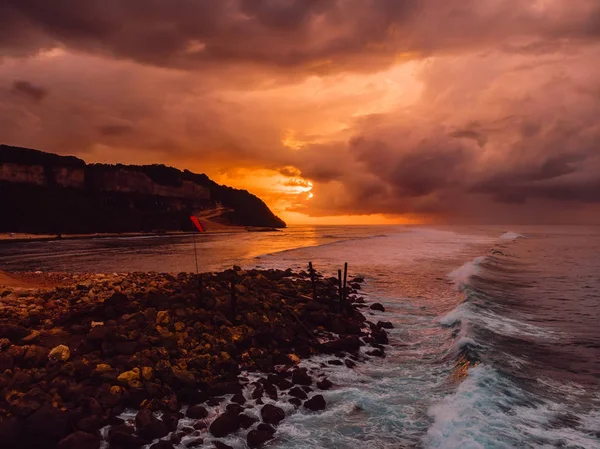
<box><xmin>0</xmin><ymin>145</ymin><xmax>286</xmax><ymax>234</ymax></box>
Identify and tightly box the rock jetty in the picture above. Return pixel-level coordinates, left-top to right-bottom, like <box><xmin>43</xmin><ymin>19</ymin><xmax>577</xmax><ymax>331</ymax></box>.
<box><xmin>0</xmin><ymin>267</ymin><xmax>389</xmax><ymax>448</ymax></box>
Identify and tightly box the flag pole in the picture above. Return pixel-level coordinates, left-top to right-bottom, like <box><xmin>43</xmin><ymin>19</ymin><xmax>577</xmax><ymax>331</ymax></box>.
<box><xmin>192</xmin><ymin>232</ymin><xmax>199</xmax><ymax>275</ymax></box>
<box><xmin>189</xmin><ymin>215</ymin><xmax>205</xmax><ymax>275</ymax></box>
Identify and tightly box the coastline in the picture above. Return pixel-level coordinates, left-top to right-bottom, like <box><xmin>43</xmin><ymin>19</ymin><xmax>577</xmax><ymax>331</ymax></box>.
<box><xmin>0</xmin><ymin>267</ymin><xmax>389</xmax><ymax>449</ymax></box>
<box><xmin>0</xmin><ymin>225</ymin><xmax>282</xmax><ymax>245</ymax></box>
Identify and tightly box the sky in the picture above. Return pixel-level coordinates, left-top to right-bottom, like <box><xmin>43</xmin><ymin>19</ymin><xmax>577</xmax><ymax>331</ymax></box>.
<box><xmin>1</xmin><ymin>0</ymin><xmax>600</xmax><ymax>225</ymax></box>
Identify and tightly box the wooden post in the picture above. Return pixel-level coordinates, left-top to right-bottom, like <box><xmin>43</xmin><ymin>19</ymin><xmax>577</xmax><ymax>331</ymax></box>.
<box><xmin>308</xmin><ymin>262</ymin><xmax>317</xmax><ymax>301</ymax></box>
<box><xmin>192</xmin><ymin>233</ymin><xmax>199</xmax><ymax>274</ymax></box>
<box><xmin>337</xmin><ymin>269</ymin><xmax>343</xmax><ymax>313</ymax></box>
<box><xmin>343</xmin><ymin>262</ymin><xmax>348</xmax><ymax>313</ymax></box>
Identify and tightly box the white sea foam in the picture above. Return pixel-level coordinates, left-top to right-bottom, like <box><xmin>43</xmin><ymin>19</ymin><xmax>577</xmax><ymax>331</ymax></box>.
<box><xmin>447</xmin><ymin>256</ymin><xmax>485</xmax><ymax>289</ymax></box>
<box><xmin>438</xmin><ymin>303</ymin><xmax>467</xmax><ymax>326</ymax></box>
<box><xmin>452</xmin><ymin>336</ymin><xmax>478</xmax><ymax>352</ymax></box>
<box><xmin>499</xmin><ymin>231</ymin><xmax>524</xmax><ymax>241</ymax></box>
<box><xmin>423</xmin><ymin>365</ymin><xmax>600</xmax><ymax>449</ymax></box>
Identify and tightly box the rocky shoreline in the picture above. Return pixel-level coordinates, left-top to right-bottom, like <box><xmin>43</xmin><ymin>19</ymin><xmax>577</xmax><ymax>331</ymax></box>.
<box><xmin>0</xmin><ymin>267</ymin><xmax>390</xmax><ymax>449</ymax></box>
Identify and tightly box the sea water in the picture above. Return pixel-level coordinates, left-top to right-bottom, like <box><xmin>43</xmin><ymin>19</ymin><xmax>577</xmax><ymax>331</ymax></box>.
<box><xmin>1</xmin><ymin>225</ymin><xmax>599</xmax><ymax>448</ymax></box>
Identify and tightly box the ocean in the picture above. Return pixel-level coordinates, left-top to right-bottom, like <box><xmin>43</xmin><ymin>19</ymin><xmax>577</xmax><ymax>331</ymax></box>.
<box><xmin>1</xmin><ymin>225</ymin><xmax>599</xmax><ymax>448</ymax></box>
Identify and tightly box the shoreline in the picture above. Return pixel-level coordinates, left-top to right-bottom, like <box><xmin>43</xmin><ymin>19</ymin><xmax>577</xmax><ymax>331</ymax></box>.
<box><xmin>0</xmin><ymin>267</ymin><xmax>390</xmax><ymax>449</ymax></box>
<box><xmin>0</xmin><ymin>226</ymin><xmax>283</xmax><ymax>245</ymax></box>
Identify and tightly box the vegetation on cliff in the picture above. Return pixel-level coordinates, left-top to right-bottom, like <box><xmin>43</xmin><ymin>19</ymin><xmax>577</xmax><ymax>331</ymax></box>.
<box><xmin>0</xmin><ymin>145</ymin><xmax>285</xmax><ymax>233</ymax></box>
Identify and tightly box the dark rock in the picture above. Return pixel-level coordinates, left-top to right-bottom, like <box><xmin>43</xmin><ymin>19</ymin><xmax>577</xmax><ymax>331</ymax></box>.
<box><xmin>304</xmin><ymin>395</ymin><xmax>326</xmax><ymax>411</ymax></box>
<box><xmin>257</xmin><ymin>423</ymin><xmax>276</xmax><ymax>435</ymax></box>
<box><xmin>288</xmin><ymin>386</ymin><xmax>308</xmax><ymax>400</ymax></box>
<box><xmin>209</xmin><ymin>412</ymin><xmax>240</xmax><ymax>437</ymax></box>
<box><xmin>0</xmin><ymin>417</ymin><xmax>23</xmax><ymax>449</ymax></box>
<box><xmin>109</xmin><ymin>425</ymin><xmax>148</xmax><ymax>448</ymax></box>
<box><xmin>320</xmin><ymin>336</ymin><xmax>361</xmax><ymax>354</ymax></box>
<box><xmin>213</xmin><ymin>441</ymin><xmax>234</xmax><ymax>449</ymax></box>
<box><xmin>377</xmin><ymin>321</ymin><xmax>394</xmax><ymax>329</ymax></box>
<box><xmin>366</xmin><ymin>349</ymin><xmax>385</xmax><ymax>358</ymax></box>
<box><xmin>0</xmin><ymin>325</ymin><xmax>30</xmax><ymax>342</ymax></box>
<box><xmin>316</xmin><ymin>379</ymin><xmax>333</xmax><ymax>390</ymax></box>
<box><xmin>291</xmin><ymin>369</ymin><xmax>312</xmax><ymax>386</ymax></box>
<box><xmin>161</xmin><ymin>411</ymin><xmax>180</xmax><ymax>432</ymax></box>
<box><xmin>231</xmin><ymin>392</ymin><xmax>246</xmax><ymax>404</ymax></box>
<box><xmin>226</xmin><ymin>404</ymin><xmax>244</xmax><ymax>415</ymax></box>
<box><xmin>247</xmin><ymin>428</ymin><xmax>275</xmax><ymax>448</ymax></box>
<box><xmin>344</xmin><ymin>359</ymin><xmax>356</xmax><ymax>369</ymax></box>
<box><xmin>77</xmin><ymin>415</ymin><xmax>105</xmax><ymax>433</ymax></box>
<box><xmin>115</xmin><ymin>341</ymin><xmax>138</xmax><ymax>355</ymax></box>
<box><xmin>372</xmin><ymin>328</ymin><xmax>389</xmax><ymax>345</ymax></box>
<box><xmin>239</xmin><ymin>413</ymin><xmax>258</xmax><ymax>429</ymax></box>
<box><xmin>288</xmin><ymin>398</ymin><xmax>302</xmax><ymax>407</ymax></box>
<box><xmin>22</xmin><ymin>345</ymin><xmax>50</xmax><ymax>368</ymax></box>
<box><xmin>207</xmin><ymin>396</ymin><xmax>225</xmax><ymax>406</ymax></box>
<box><xmin>186</xmin><ymin>438</ymin><xmax>204</xmax><ymax>448</ymax></box>
<box><xmin>370</xmin><ymin>303</ymin><xmax>385</xmax><ymax>312</ymax></box>
<box><xmin>57</xmin><ymin>431</ymin><xmax>100</xmax><ymax>449</ymax></box>
<box><xmin>186</xmin><ymin>405</ymin><xmax>208</xmax><ymax>419</ymax></box>
<box><xmin>150</xmin><ymin>442</ymin><xmax>174</xmax><ymax>449</ymax></box>
<box><xmin>260</xmin><ymin>404</ymin><xmax>285</xmax><ymax>425</ymax></box>
<box><xmin>25</xmin><ymin>404</ymin><xmax>70</xmax><ymax>447</ymax></box>
<box><xmin>0</xmin><ymin>352</ymin><xmax>14</xmax><ymax>371</ymax></box>
<box><xmin>135</xmin><ymin>408</ymin><xmax>169</xmax><ymax>440</ymax></box>
<box><xmin>327</xmin><ymin>359</ymin><xmax>344</xmax><ymax>366</ymax></box>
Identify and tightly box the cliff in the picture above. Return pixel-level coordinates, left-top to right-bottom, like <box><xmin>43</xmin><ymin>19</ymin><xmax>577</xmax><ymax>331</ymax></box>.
<box><xmin>0</xmin><ymin>145</ymin><xmax>286</xmax><ymax>233</ymax></box>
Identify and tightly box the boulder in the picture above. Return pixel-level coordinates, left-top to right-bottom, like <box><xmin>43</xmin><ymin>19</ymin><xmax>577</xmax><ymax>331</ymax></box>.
<box><xmin>239</xmin><ymin>413</ymin><xmax>258</xmax><ymax>429</ymax></box>
<box><xmin>257</xmin><ymin>423</ymin><xmax>276</xmax><ymax>435</ymax></box>
<box><xmin>57</xmin><ymin>431</ymin><xmax>100</xmax><ymax>449</ymax></box>
<box><xmin>247</xmin><ymin>428</ymin><xmax>275</xmax><ymax>448</ymax></box>
<box><xmin>135</xmin><ymin>408</ymin><xmax>169</xmax><ymax>440</ymax></box>
<box><xmin>288</xmin><ymin>387</ymin><xmax>308</xmax><ymax>400</ymax></box>
<box><xmin>316</xmin><ymin>379</ymin><xmax>333</xmax><ymax>390</ymax></box>
<box><xmin>209</xmin><ymin>412</ymin><xmax>240</xmax><ymax>438</ymax></box>
<box><xmin>186</xmin><ymin>405</ymin><xmax>208</xmax><ymax>419</ymax></box>
<box><xmin>108</xmin><ymin>424</ymin><xmax>149</xmax><ymax>449</ymax></box>
<box><xmin>344</xmin><ymin>359</ymin><xmax>356</xmax><ymax>369</ymax></box>
<box><xmin>186</xmin><ymin>438</ymin><xmax>204</xmax><ymax>448</ymax></box>
<box><xmin>231</xmin><ymin>392</ymin><xmax>246</xmax><ymax>404</ymax></box>
<box><xmin>366</xmin><ymin>348</ymin><xmax>385</xmax><ymax>358</ymax></box>
<box><xmin>369</xmin><ymin>303</ymin><xmax>385</xmax><ymax>312</ymax></box>
<box><xmin>376</xmin><ymin>321</ymin><xmax>394</xmax><ymax>329</ymax></box>
<box><xmin>320</xmin><ymin>337</ymin><xmax>361</xmax><ymax>354</ymax></box>
<box><xmin>23</xmin><ymin>345</ymin><xmax>49</xmax><ymax>367</ymax></box>
<box><xmin>25</xmin><ymin>405</ymin><xmax>70</xmax><ymax>447</ymax></box>
<box><xmin>213</xmin><ymin>442</ymin><xmax>234</xmax><ymax>449</ymax></box>
<box><xmin>291</xmin><ymin>369</ymin><xmax>312</xmax><ymax>386</ymax></box>
<box><xmin>304</xmin><ymin>395</ymin><xmax>326</xmax><ymax>411</ymax></box>
<box><xmin>0</xmin><ymin>417</ymin><xmax>23</xmax><ymax>449</ymax></box>
<box><xmin>288</xmin><ymin>398</ymin><xmax>302</xmax><ymax>407</ymax></box>
<box><xmin>48</xmin><ymin>345</ymin><xmax>71</xmax><ymax>362</ymax></box>
<box><xmin>118</xmin><ymin>368</ymin><xmax>141</xmax><ymax>387</ymax></box>
<box><xmin>260</xmin><ymin>404</ymin><xmax>285</xmax><ymax>426</ymax></box>
<box><xmin>150</xmin><ymin>442</ymin><xmax>174</xmax><ymax>449</ymax></box>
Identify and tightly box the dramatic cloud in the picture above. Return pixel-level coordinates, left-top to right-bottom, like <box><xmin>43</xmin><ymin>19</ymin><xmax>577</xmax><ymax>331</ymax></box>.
<box><xmin>10</xmin><ymin>80</ymin><xmax>47</xmax><ymax>102</ymax></box>
<box><xmin>1</xmin><ymin>0</ymin><xmax>600</xmax><ymax>223</ymax></box>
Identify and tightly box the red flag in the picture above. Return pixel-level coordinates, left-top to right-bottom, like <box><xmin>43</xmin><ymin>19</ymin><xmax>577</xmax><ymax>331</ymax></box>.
<box><xmin>190</xmin><ymin>215</ymin><xmax>205</xmax><ymax>233</ymax></box>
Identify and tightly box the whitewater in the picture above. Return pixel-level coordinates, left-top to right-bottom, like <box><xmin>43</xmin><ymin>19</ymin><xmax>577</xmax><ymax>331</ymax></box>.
<box><xmin>1</xmin><ymin>225</ymin><xmax>599</xmax><ymax>448</ymax></box>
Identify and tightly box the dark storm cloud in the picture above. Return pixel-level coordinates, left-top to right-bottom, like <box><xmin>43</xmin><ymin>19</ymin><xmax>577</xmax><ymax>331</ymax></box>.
<box><xmin>10</xmin><ymin>80</ymin><xmax>47</xmax><ymax>102</ymax></box>
<box><xmin>3</xmin><ymin>1</ymin><xmax>600</xmax><ymax>223</ymax></box>
<box><xmin>3</xmin><ymin>0</ymin><xmax>600</xmax><ymax>71</ymax></box>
